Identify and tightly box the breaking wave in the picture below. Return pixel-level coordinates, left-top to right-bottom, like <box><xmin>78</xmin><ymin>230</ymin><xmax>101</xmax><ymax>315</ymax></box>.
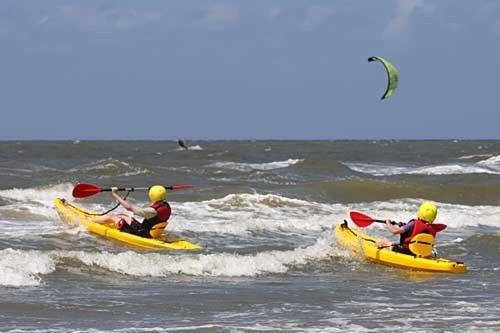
<box><xmin>211</xmin><ymin>159</ymin><xmax>304</xmax><ymax>172</ymax></box>
<box><xmin>0</xmin><ymin>233</ymin><xmax>341</xmax><ymax>286</ymax></box>
<box><xmin>344</xmin><ymin>154</ymin><xmax>500</xmax><ymax>176</ymax></box>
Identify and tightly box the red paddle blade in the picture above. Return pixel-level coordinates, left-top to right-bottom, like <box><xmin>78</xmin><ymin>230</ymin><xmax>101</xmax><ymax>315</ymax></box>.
<box><xmin>170</xmin><ymin>184</ymin><xmax>196</xmax><ymax>190</ymax></box>
<box><xmin>349</xmin><ymin>211</ymin><xmax>375</xmax><ymax>227</ymax></box>
<box><xmin>430</xmin><ymin>223</ymin><xmax>447</xmax><ymax>233</ymax></box>
<box><xmin>72</xmin><ymin>183</ymin><xmax>102</xmax><ymax>198</ymax></box>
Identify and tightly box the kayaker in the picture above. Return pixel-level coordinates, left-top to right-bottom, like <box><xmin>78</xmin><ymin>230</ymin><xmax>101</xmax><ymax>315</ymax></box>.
<box><xmin>91</xmin><ymin>185</ymin><xmax>171</xmax><ymax>239</ymax></box>
<box><xmin>375</xmin><ymin>201</ymin><xmax>443</xmax><ymax>254</ymax></box>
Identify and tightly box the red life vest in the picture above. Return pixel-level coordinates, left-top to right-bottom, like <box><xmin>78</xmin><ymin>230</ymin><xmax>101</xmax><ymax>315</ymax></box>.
<box><xmin>150</xmin><ymin>201</ymin><xmax>171</xmax><ymax>222</ymax></box>
<box><xmin>141</xmin><ymin>201</ymin><xmax>171</xmax><ymax>238</ymax></box>
<box><xmin>401</xmin><ymin>219</ymin><xmax>437</xmax><ymax>249</ymax></box>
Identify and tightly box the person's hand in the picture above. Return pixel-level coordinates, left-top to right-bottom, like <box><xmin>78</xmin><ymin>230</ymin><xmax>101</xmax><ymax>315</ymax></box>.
<box><xmin>111</xmin><ymin>187</ymin><xmax>119</xmax><ymax>194</ymax></box>
<box><xmin>385</xmin><ymin>219</ymin><xmax>392</xmax><ymax>226</ymax></box>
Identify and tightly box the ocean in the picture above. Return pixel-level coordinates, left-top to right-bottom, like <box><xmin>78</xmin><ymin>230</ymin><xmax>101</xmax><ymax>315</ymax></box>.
<box><xmin>1</xmin><ymin>140</ymin><xmax>499</xmax><ymax>332</ymax></box>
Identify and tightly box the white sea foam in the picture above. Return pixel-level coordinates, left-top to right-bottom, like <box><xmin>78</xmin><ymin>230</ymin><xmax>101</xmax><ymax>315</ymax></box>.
<box><xmin>175</xmin><ymin>145</ymin><xmax>203</xmax><ymax>151</ymax></box>
<box><xmin>0</xmin><ymin>325</ymin><xmax>364</xmax><ymax>333</ymax></box>
<box><xmin>342</xmin><ymin>154</ymin><xmax>500</xmax><ymax>176</ymax></box>
<box><xmin>0</xmin><ymin>166</ymin><xmax>34</xmax><ymax>178</ymax></box>
<box><xmin>211</xmin><ymin>159</ymin><xmax>303</xmax><ymax>172</ymax></box>
<box><xmin>476</xmin><ymin>154</ymin><xmax>500</xmax><ymax>171</ymax></box>
<box><xmin>346</xmin><ymin>154</ymin><xmax>500</xmax><ymax>176</ymax></box>
<box><xmin>171</xmin><ymin>194</ymin><xmax>500</xmax><ymax>235</ymax></box>
<box><xmin>171</xmin><ymin>193</ymin><xmax>341</xmax><ymax>235</ymax></box>
<box><xmin>0</xmin><ymin>248</ymin><xmax>56</xmax><ymax>287</ymax></box>
<box><xmin>0</xmin><ymin>219</ymin><xmax>66</xmax><ymax>238</ymax></box>
<box><xmin>61</xmin><ymin>232</ymin><xmax>336</xmax><ymax>277</ymax></box>
<box><xmin>344</xmin><ymin>157</ymin><xmax>500</xmax><ymax>176</ymax></box>
<box><xmin>66</xmin><ymin>158</ymin><xmax>150</xmax><ymax>178</ymax></box>
<box><xmin>2</xmin><ymin>184</ymin><xmax>500</xmax><ymax>239</ymax></box>
<box><xmin>187</xmin><ymin>145</ymin><xmax>203</xmax><ymax>150</ymax></box>
<box><xmin>2</xmin><ymin>323</ymin><xmax>495</xmax><ymax>333</ymax></box>
<box><xmin>457</xmin><ymin>154</ymin><xmax>494</xmax><ymax>160</ymax></box>
<box><xmin>0</xmin><ymin>232</ymin><xmax>338</xmax><ymax>287</ymax></box>
<box><xmin>0</xmin><ymin>183</ymin><xmax>81</xmax><ymax>235</ymax></box>
<box><xmin>0</xmin><ymin>183</ymin><xmax>72</xmax><ymax>206</ymax></box>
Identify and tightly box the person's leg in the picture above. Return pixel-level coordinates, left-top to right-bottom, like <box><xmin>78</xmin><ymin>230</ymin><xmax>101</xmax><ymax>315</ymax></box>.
<box><xmin>91</xmin><ymin>214</ymin><xmax>119</xmax><ymax>224</ymax></box>
<box><xmin>392</xmin><ymin>244</ymin><xmax>413</xmax><ymax>255</ymax></box>
<box><xmin>374</xmin><ymin>238</ymin><xmax>393</xmax><ymax>248</ymax></box>
<box><xmin>91</xmin><ymin>214</ymin><xmax>133</xmax><ymax>228</ymax></box>
<box><xmin>120</xmin><ymin>219</ymin><xmax>146</xmax><ymax>236</ymax></box>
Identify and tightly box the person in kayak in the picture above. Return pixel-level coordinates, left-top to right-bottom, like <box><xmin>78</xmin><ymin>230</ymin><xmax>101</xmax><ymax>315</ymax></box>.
<box><xmin>375</xmin><ymin>201</ymin><xmax>443</xmax><ymax>255</ymax></box>
<box><xmin>91</xmin><ymin>185</ymin><xmax>171</xmax><ymax>239</ymax></box>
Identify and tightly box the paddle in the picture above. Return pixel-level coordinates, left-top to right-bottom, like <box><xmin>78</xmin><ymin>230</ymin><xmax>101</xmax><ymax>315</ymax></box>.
<box><xmin>349</xmin><ymin>211</ymin><xmax>447</xmax><ymax>232</ymax></box>
<box><xmin>72</xmin><ymin>183</ymin><xmax>196</xmax><ymax>198</ymax></box>
<box><xmin>350</xmin><ymin>211</ymin><xmax>392</xmax><ymax>227</ymax></box>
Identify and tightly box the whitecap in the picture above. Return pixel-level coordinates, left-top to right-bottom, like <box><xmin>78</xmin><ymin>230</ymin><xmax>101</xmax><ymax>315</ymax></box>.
<box><xmin>62</xmin><ymin>233</ymin><xmax>337</xmax><ymax>277</ymax></box>
<box><xmin>0</xmin><ymin>183</ymin><xmax>73</xmax><ymax>205</ymax></box>
<box><xmin>65</xmin><ymin>158</ymin><xmax>150</xmax><ymax>178</ymax></box>
<box><xmin>0</xmin><ymin>248</ymin><xmax>56</xmax><ymax>287</ymax></box>
<box><xmin>210</xmin><ymin>159</ymin><xmax>304</xmax><ymax>172</ymax></box>
<box><xmin>344</xmin><ymin>160</ymin><xmax>500</xmax><ymax>176</ymax></box>
<box><xmin>170</xmin><ymin>193</ymin><xmax>341</xmax><ymax>235</ymax></box>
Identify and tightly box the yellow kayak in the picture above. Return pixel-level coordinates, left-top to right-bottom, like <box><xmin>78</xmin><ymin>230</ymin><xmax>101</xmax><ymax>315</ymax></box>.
<box><xmin>335</xmin><ymin>221</ymin><xmax>466</xmax><ymax>273</ymax></box>
<box><xmin>54</xmin><ymin>198</ymin><xmax>202</xmax><ymax>250</ymax></box>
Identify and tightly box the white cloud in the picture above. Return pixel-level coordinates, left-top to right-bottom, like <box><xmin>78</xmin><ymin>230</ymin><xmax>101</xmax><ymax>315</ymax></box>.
<box><xmin>301</xmin><ymin>5</ymin><xmax>335</xmax><ymax>32</ymax></box>
<box><xmin>198</xmin><ymin>3</ymin><xmax>240</xmax><ymax>29</ymax></box>
<box><xmin>383</xmin><ymin>0</ymin><xmax>434</xmax><ymax>44</ymax></box>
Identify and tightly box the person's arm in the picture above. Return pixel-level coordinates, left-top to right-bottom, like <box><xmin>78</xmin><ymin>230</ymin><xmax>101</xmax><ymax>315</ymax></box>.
<box><xmin>385</xmin><ymin>219</ymin><xmax>406</xmax><ymax>235</ymax></box>
<box><xmin>134</xmin><ymin>207</ymin><xmax>157</xmax><ymax>220</ymax></box>
<box><xmin>111</xmin><ymin>187</ymin><xmax>138</xmax><ymax>212</ymax></box>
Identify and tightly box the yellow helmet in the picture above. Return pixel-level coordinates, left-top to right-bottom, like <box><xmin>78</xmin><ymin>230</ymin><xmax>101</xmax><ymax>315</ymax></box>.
<box><xmin>148</xmin><ymin>185</ymin><xmax>167</xmax><ymax>202</ymax></box>
<box><xmin>417</xmin><ymin>201</ymin><xmax>437</xmax><ymax>223</ymax></box>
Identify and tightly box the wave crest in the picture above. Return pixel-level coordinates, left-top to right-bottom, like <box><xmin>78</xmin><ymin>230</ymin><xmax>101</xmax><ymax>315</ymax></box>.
<box><xmin>0</xmin><ymin>249</ymin><xmax>56</xmax><ymax>287</ymax></box>
<box><xmin>66</xmin><ymin>158</ymin><xmax>150</xmax><ymax>178</ymax></box>
<box><xmin>65</xmin><ymin>234</ymin><xmax>336</xmax><ymax>277</ymax></box>
<box><xmin>211</xmin><ymin>159</ymin><xmax>304</xmax><ymax>172</ymax></box>
<box><xmin>344</xmin><ymin>154</ymin><xmax>500</xmax><ymax>176</ymax></box>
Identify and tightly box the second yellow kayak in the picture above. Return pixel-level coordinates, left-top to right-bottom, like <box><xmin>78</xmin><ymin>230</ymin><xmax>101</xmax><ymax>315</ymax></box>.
<box><xmin>335</xmin><ymin>221</ymin><xmax>466</xmax><ymax>273</ymax></box>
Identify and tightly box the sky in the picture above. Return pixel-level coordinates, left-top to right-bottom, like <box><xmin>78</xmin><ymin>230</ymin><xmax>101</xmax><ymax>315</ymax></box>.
<box><xmin>1</xmin><ymin>0</ymin><xmax>499</xmax><ymax>140</ymax></box>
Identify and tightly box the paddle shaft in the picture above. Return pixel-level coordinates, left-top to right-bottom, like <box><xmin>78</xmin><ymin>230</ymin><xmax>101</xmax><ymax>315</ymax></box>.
<box><xmin>357</xmin><ymin>217</ymin><xmax>446</xmax><ymax>231</ymax></box>
<box><xmin>100</xmin><ymin>187</ymin><xmax>149</xmax><ymax>192</ymax></box>
<box><xmin>72</xmin><ymin>183</ymin><xmax>196</xmax><ymax>198</ymax></box>
<box><xmin>372</xmin><ymin>219</ymin><xmax>401</xmax><ymax>225</ymax></box>
<box><xmin>101</xmin><ymin>186</ymin><xmax>181</xmax><ymax>192</ymax></box>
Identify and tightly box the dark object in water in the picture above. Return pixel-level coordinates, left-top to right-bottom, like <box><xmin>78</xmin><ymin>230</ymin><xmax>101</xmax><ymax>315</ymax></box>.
<box><xmin>177</xmin><ymin>140</ymin><xmax>189</xmax><ymax>150</ymax></box>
